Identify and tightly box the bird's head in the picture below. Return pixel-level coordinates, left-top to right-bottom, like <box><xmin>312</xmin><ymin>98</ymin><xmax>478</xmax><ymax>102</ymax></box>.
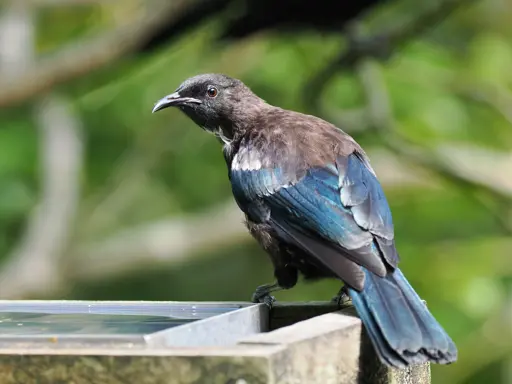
<box><xmin>152</xmin><ymin>73</ymin><xmax>263</xmax><ymax>140</ymax></box>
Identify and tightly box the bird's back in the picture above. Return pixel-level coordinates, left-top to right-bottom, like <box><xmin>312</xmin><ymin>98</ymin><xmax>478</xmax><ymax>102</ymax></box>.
<box><xmin>228</xmin><ymin>106</ymin><xmax>365</xmax><ymax>173</ymax></box>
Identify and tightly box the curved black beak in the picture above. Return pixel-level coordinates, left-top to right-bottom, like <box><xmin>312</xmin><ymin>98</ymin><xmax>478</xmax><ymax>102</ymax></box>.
<box><xmin>152</xmin><ymin>92</ymin><xmax>202</xmax><ymax>113</ymax></box>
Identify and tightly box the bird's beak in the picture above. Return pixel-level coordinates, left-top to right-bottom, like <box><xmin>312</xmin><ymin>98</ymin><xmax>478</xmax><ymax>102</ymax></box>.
<box><xmin>151</xmin><ymin>92</ymin><xmax>202</xmax><ymax>113</ymax></box>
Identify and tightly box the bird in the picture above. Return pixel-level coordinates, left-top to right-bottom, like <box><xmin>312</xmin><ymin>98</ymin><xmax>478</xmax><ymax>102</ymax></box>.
<box><xmin>151</xmin><ymin>73</ymin><xmax>458</xmax><ymax>368</ymax></box>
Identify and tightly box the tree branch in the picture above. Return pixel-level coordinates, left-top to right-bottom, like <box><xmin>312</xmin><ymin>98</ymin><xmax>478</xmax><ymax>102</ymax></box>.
<box><xmin>302</xmin><ymin>0</ymin><xmax>511</xmax><ymax>234</ymax></box>
<box><xmin>0</xmin><ymin>2</ymin><xmax>84</xmax><ymax>299</ymax></box>
<box><xmin>356</xmin><ymin>59</ymin><xmax>512</xmax><ymax>233</ymax></box>
<box><xmin>456</xmin><ymin>84</ymin><xmax>512</xmax><ymax>127</ymax></box>
<box><xmin>305</xmin><ymin>0</ymin><xmax>474</xmax><ymax>111</ymax></box>
<box><xmin>68</xmin><ymin>201</ymin><xmax>249</xmax><ymax>282</ymax></box>
<box><xmin>27</xmin><ymin>0</ymin><xmax>104</xmax><ymax>6</ymax></box>
<box><xmin>0</xmin><ymin>96</ymin><xmax>84</xmax><ymax>299</ymax></box>
<box><xmin>0</xmin><ymin>0</ymin><xmax>197</xmax><ymax>108</ymax></box>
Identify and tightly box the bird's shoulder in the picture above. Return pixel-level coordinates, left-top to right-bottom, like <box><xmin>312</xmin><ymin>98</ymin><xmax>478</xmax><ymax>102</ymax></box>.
<box><xmin>231</xmin><ymin>106</ymin><xmax>366</xmax><ymax>172</ymax></box>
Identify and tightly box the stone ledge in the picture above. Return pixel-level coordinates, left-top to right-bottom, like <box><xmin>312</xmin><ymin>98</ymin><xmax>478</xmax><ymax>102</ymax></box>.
<box><xmin>0</xmin><ymin>303</ymin><xmax>431</xmax><ymax>384</ymax></box>
<box><xmin>240</xmin><ymin>308</ymin><xmax>430</xmax><ymax>384</ymax></box>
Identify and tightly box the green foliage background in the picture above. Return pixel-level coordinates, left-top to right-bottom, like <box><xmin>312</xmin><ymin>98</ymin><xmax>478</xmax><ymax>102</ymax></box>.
<box><xmin>0</xmin><ymin>1</ymin><xmax>511</xmax><ymax>383</ymax></box>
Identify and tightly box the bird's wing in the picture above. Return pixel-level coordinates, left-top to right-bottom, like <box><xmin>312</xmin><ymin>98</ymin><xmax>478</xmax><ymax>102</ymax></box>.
<box><xmin>336</xmin><ymin>152</ymin><xmax>399</xmax><ymax>267</ymax></box>
<box><xmin>230</xmin><ymin>151</ymin><xmax>399</xmax><ymax>291</ymax></box>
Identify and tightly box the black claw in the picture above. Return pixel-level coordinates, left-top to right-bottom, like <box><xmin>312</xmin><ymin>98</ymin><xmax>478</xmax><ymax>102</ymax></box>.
<box><xmin>251</xmin><ymin>291</ymin><xmax>276</xmax><ymax>308</ymax></box>
<box><xmin>262</xmin><ymin>295</ymin><xmax>276</xmax><ymax>308</ymax></box>
<box><xmin>251</xmin><ymin>290</ymin><xmax>265</xmax><ymax>303</ymax></box>
<box><xmin>251</xmin><ymin>283</ymin><xmax>280</xmax><ymax>304</ymax></box>
<box><xmin>251</xmin><ymin>283</ymin><xmax>279</xmax><ymax>308</ymax></box>
<box><xmin>332</xmin><ymin>286</ymin><xmax>351</xmax><ymax>307</ymax></box>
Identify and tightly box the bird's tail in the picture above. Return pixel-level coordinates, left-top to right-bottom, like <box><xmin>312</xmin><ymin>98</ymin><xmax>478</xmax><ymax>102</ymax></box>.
<box><xmin>349</xmin><ymin>268</ymin><xmax>457</xmax><ymax>368</ymax></box>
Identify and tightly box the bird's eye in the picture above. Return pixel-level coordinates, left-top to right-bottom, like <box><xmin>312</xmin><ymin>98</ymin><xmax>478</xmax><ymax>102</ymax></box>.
<box><xmin>207</xmin><ymin>86</ymin><xmax>218</xmax><ymax>98</ymax></box>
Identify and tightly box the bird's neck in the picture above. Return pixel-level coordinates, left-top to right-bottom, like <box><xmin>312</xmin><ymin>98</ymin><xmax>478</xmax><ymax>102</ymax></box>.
<box><xmin>230</xmin><ymin>97</ymin><xmax>272</xmax><ymax>132</ymax></box>
<box><xmin>216</xmin><ymin>98</ymin><xmax>270</xmax><ymax>148</ymax></box>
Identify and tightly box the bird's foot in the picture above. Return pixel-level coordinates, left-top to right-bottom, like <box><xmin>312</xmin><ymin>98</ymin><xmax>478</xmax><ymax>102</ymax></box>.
<box><xmin>255</xmin><ymin>294</ymin><xmax>276</xmax><ymax>308</ymax></box>
<box><xmin>251</xmin><ymin>283</ymin><xmax>280</xmax><ymax>308</ymax></box>
<box><xmin>251</xmin><ymin>291</ymin><xmax>276</xmax><ymax>308</ymax></box>
<box><xmin>331</xmin><ymin>285</ymin><xmax>352</xmax><ymax>308</ymax></box>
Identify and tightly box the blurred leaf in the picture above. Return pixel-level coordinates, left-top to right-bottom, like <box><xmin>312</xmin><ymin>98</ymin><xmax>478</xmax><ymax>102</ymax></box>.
<box><xmin>418</xmin><ymin>96</ymin><xmax>470</xmax><ymax>137</ymax></box>
<box><xmin>468</xmin><ymin>32</ymin><xmax>512</xmax><ymax>87</ymax></box>
<box><xmin>0</xmin><ymin>178</ymin><xmax>34</xmax><ymax>220</ymax></box>
<box><xmin>36</xmin><ymin>4</ymin><xmax>104</xmax><ymax>53</ymax></box>
<box><xmin>0</xmin><ymin>118</ymin><xmax>37</xmax><ymax>176</ymax></box>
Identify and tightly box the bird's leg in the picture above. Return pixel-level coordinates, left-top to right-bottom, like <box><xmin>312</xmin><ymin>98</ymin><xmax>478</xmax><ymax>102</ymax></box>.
<box><xmin>245</xmin><ymin>221</ymin><xmax>298</xmax><ymax>308</ymax></box>
<box><xmin>251</xmin><ymin>282</ymin><xmax>283</xmax><ymax>307</ymax></box>
<box><xmin>251</xmin><ymin>264</ymin><xmax>298</xmax><ymax>307</ymax></box>
<box><xmin>331</xmin><ymin>285</ymin><xmax>352</xmax><ymax>307</ymax></box>
<box><xmin>251</xmin><ymin>265</ymin><xmax>298</xmax><ymax>307</ymax></box>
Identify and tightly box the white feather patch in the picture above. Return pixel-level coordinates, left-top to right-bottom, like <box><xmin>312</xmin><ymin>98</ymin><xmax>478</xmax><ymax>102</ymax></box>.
<box><xmin>232</xmin><ymin>147</ymin><xmax>264</xmax><ymax>171</ymax></box>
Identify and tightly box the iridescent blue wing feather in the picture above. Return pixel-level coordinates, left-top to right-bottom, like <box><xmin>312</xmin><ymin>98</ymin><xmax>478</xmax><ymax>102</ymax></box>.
<box><xmin>230</xmin><ymin>151</ymin><xmax>397</xmax><ymax>289</ymax></box>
